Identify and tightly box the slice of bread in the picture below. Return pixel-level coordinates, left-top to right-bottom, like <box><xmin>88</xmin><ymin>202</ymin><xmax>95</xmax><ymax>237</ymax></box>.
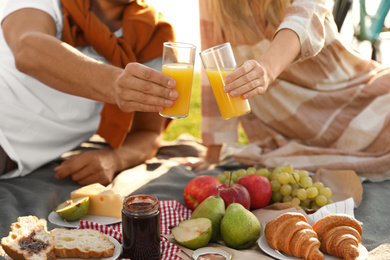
<box><xmin>51</xmin><ymin>228</ymin><xmax>115</xmax><ymax>258</ymax></box>
<box><xmin>1</xmin><ymin>216</ymin><xmax>55</xmax><ymax>260</ymax></box>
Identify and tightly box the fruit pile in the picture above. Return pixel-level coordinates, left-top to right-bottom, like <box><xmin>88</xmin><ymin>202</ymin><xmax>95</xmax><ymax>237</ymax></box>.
<box><xmin>172</xmin><ymin>193</ymin><xmax>261</xmax><ymax>250</ymax></box>
<box><xmin>184</xmin><ymin>173</ymin><xmax>272</xmax><ymax>212</ymax></box>
<box><xmin>216</xmin><ymin>165</ymin><xmax>334</xmax><ymax>211</ymax></box>
<box><xmin>178</xmin><ymin>165</ymin><xmax>336</xmax><ymax>251</ymax></box>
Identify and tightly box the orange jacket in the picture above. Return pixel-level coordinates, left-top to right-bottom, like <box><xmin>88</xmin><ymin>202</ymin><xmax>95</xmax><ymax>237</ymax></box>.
<box><xmin>61</xmin><ymin>0</ymin><xmax>175</xmax><ymax>148</ymax></box>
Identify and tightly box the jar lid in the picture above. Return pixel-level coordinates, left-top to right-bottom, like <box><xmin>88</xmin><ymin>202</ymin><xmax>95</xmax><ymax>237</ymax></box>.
<box><xmin>123</xmin><ymin>194</ymin><xmax>159</xmax><ymax>215</ymax></box>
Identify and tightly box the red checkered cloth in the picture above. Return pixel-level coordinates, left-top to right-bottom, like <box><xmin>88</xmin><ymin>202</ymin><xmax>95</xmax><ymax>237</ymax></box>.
<box><xmin>78</xmin><ymin>200</ymin><xmax>192</xmax><ymax>260</ymax></box>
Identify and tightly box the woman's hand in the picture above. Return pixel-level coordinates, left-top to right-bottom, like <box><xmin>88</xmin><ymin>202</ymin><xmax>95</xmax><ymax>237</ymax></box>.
<box><xmin>114</xmin><ymin>63</ymin><xmax>179</xmax><ymax>113</ymax></box>
<box><xmin>223</xmin><ymin>29</ymin><xmax>301</xmax><ymax>100</ymax></box>
<box><xmin>223</xmin><ymin>60</ymin><xmax>272</xmax><ymax>99</ymax></box>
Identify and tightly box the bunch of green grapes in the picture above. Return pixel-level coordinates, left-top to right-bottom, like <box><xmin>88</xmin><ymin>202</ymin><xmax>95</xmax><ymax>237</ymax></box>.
<box><xmin>216</xmin><ymin>166</ymin><xmax>271</xmax><ymax>184</ymax></box>
<box><xmin>216</xmin><ymin>165</ymin><xmax>333</xmax><ymax>211</ymax></box>
<box><xmin>268</xmin><ymin>165</ymin><xmax>334</xmax><ymax>211</ymax></box>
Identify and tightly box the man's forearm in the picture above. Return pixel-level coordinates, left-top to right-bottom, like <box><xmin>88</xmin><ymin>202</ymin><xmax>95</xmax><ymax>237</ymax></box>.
<box><xmin>116</xmin><ymin>131</ymin><xmax>161</xmax><ymax>171</ymax></box>
<box><xmin>2</xmin><ymin>8</ymin><xmax>121</xmax><ymax>104</ymax></box>
<box><xmin>14</xmin><ymin>32</ymin><xmax>120</xmax><ymax>104</ymax></box>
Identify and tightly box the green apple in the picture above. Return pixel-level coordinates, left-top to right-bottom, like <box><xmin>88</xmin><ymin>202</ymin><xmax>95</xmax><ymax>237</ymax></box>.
<box><xmin>171</xmin><ymin>218</ymin><xmax>212</xmax><ymax>250</ymax></box>
<box><xmin>55</xmin><ymin>196</ymin><xmax>90</xmax><ymax>221</ymax></box>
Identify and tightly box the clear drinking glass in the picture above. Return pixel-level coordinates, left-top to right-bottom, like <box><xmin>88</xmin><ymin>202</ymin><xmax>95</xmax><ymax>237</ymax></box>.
<box><xmin>160</xmin><ymin>42</ymin><xmax>196</xmax><ymax>119</ymax></box>
<box><xmin>200</xmin><ymin>42</ymin><xmax>251</xmax><ymax>120</ymax></box>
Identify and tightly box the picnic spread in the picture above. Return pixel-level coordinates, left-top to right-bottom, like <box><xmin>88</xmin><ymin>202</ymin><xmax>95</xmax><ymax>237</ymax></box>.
<box><xmin>1</xmin><ymin>135</ymin><xmax>390</xmax><ymax>259</ymax></box>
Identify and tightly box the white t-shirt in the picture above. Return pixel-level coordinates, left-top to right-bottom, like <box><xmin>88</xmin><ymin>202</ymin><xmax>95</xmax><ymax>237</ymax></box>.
<box><xmin>0</xmin><ymin>0</ymin><xmax>159</xmax><ymax>178</ymax></box>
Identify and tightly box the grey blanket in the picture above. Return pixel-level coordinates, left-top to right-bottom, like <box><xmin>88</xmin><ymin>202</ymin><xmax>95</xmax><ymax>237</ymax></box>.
<box><xmin>1</xmin><ymin>137</ymin><xmax>389</xmax><ymax>259</ymax></box>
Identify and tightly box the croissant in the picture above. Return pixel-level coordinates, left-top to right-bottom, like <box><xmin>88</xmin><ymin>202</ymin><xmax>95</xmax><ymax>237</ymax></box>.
<box><xmin>265</xmin><ymin>212</ymin><xmax>324</xmax><ymax>260</ymax></box>
<box><xmin>312</xmin><ymin>214</ymin><xmax>362</xmax><ymax>260</ymax></box>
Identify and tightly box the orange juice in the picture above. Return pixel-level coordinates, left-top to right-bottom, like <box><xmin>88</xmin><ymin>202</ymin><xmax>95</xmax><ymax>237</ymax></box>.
<box><xmin>160</xmin><ymin>63</ymin><xmax>194</xmax><ymax>118</ymax></box>
<box><xmin>206</xmin><ymin>68</ymin><xmax>251</xmax><ymax>120</ymax></box>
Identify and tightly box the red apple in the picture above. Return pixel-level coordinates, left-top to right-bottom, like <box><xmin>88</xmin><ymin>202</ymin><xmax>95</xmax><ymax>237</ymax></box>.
<box><xmin>184</xmin><ymin>175</ymin><xmax>221</xmax><ymax>211</ymax></box>
<box><xmin>237</xmin><ymin>174</ymin><xmax>272</xmax><ymax>209</ymax></box>
<box><xmin>218</xmin><ymin>183</ymin><xmax>251</xmax><ymax>210</ymax></box>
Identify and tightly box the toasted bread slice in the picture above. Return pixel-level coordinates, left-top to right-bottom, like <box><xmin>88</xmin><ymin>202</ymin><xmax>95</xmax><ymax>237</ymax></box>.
<box><xmin>51</xmin><ymin>228</ymin><xmax>115</xmax><ymax>258</ymax></box>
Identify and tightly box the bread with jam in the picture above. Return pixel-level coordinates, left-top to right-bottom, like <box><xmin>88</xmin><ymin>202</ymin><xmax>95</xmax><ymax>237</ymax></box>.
<box><xmin>1</xmin><ymin>216</ymin><xmax>54</xmax><ymax>260</ymax></box>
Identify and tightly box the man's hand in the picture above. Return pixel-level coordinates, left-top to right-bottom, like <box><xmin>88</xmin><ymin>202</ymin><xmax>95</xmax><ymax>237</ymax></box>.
<box><xmin>114</xmin><ymin>63</ymin><xmax>179</xmax><ymax>113</ymax></box>
<box><xmin>54</xmin><ymin>147</ymin><xmax>120</xmax><ymax>186</ymax></box>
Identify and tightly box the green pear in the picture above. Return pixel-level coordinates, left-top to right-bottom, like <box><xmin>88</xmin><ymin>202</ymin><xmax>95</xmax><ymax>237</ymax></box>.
<box><xmin>190</xmin><ymin>189</ymin><xmax>225</xmax><ymax>242</ymax></box>
<box><xmin>55</xmin><ymin>196</ymin><xmax>90</xmax><ymax>221</ymax></box>
<box><xmin>220</xmin><ymin>202</ymin><xmax>261</xmax><ymax>249</ymax></box>
<box><xmin>171</xmin><ymin>218</ymin><xmax>212</xmax><ymax>250</ymax></box>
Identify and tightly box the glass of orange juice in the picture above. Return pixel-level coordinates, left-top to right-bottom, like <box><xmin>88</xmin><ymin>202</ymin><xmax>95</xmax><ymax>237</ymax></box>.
<box><xmin>160</xmin><ymin>42</ymin><xmax>196</xmax><ymax>119</ymax></box>
<box><xmin>200</xmin><ymin>42</ymin><xmax>251</xmax><ymax>120</ymax></box>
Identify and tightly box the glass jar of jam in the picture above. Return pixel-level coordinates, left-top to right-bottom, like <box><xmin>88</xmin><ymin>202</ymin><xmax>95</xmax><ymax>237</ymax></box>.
<box><xmin>121</xmin><ymin>194</ymin><xmax>160</xmax><ymax>260</ymax></box>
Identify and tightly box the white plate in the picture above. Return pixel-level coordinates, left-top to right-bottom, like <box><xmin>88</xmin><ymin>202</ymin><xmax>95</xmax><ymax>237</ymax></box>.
<box><xmin>5</xmin><ymin>235</ymin><xmax>122</xmax><ymax>260</ymax></box>
<box><xmin>192</xmin><ymin>247</ymin><xmax>232</xmax><ymax>260</ymax></box>
<box><xmin>258</xmin><ymin>234</ymin><xmax>368</xmax><ymax>260</ymax></box>
<box><xmin>48</xmin><ymin>211</ymin><xmax>121</xmax><ymax>228</ymax></box>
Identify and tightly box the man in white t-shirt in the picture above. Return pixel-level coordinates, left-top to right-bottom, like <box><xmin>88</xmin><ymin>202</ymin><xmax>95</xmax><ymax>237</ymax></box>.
<box><xmin>0</xmin><ymin>0</ymin><xmax>178</xmax><ymax>185</ymax></box>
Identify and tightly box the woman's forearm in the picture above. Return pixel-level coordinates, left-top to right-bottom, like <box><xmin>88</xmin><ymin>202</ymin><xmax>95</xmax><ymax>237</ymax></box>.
<box><xmin>223</xmin><ymin>28</ymin><xmax>301</xmax><ymax>99</ymax></box>
<box><xmin>258</xmin><ymin>28</ymin><xmax>301</xmax><ymax>82</ymax></box>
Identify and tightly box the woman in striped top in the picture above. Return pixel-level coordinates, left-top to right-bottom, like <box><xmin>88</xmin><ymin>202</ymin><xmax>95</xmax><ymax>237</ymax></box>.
<box><xmin>182</xmin><ymin>0</ymin><xmax>390</xmax><ymax>180</ymax></box>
